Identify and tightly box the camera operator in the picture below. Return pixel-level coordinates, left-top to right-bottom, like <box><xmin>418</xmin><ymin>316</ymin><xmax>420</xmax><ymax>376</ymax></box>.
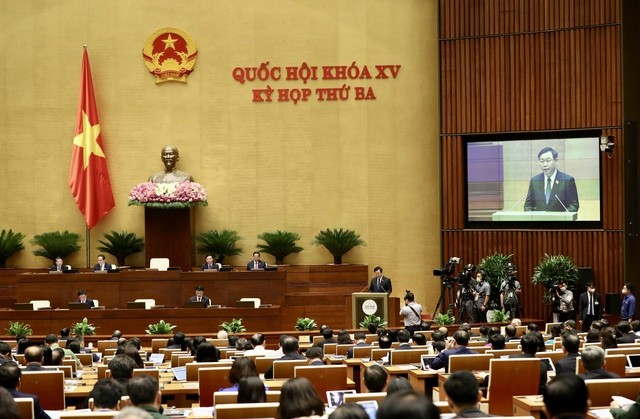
<box><xmin>473</xmin><ymin>271</ymin><xmax>491</xmax><ymax>323</ymax></box>
<box><xmin>554</xmin><ymin>280</ymin><xmax>575</xmax><ymax>323</ymax></box>
<box><xmin>399</xmin><ymin>290</ymin><xmax>422</xmax><ymax>336</ymax></box>
<box><xmin>500</xmin><ymin>268</ymin><xmax>521</xmax><ymax>319</ymax></box>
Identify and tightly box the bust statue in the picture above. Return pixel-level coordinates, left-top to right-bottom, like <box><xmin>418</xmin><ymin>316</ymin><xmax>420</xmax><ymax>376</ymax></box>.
<box><xmin>149</xmin><ymin>145</ymin><xmax>194</xmax><ymax>183</ymax></box>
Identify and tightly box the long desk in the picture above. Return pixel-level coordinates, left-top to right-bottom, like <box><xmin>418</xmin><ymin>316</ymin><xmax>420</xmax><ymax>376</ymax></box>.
<box><xmin>17</xmin><ymin>270</ymin><xmax>286</xmax><ymax>310</ymax></box>
<box><xmin>0</xmin><ymin>307</ymin><xmax>281</xmax><ymax>336</ymax></box>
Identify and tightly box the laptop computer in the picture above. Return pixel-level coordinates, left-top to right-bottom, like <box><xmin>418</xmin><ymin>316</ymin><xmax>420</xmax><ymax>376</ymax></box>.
<box><xmin>14</xmin><ymin>303</ymin><xmax>33</xmax><ymax>311</ymax></box>
<box><xmin>357</xmin><ymin>401</ymin><xmax>378</xmax><ymax>419</ymax></box>
<box><xmin>627</xmin><ymin>354</ymin><xmax>640</xmax><ymax>368</ymax></box>
<box><xmin>149</xmin><ymin>353</ymin><xmax>164</xmax><ymax>365</ymax></box>
<box><xmin>126</xmin><ymin>302</ymin><xmax>146</xmax><ymax>309</ymax></box>
<box><xmin>184</xmin><ymin>301</ymin><xmax>206</xmax><ymax>308</ymax></box>
<box><xmin>171</xmin><ymin>366</ymin><xmax>187</xmax><ymax>381</ymax></box>
<box><xmin>421</xmin><ymin>354</ymin><xmax>436</xmax><ymax>370</ymax></box>
<box><xmin>538</xmin><ymin>357</ymin><xmax>556</xmax><ymax>372</ymax></box>
<box><xmin>235</xmin><ymin>300</ymin><xmax>256</xmax><ymax>308</ymax></box>
<box><xmin>326</xmin><ymin>390</ymin><xmax>356</xmax><ymax>407</ymax></box>
<box><xmin>68</xmin><ymin>302</ymin><xmax>89</xmax><ymax>310</ymax></box>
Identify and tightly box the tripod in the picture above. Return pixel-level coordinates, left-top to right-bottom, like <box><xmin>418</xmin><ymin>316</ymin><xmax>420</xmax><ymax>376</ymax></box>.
<box><xmin>457</xmin><ymin>285</ymin><xmax>475</xmax><ymax>324</ymax></box>
<box><xmin>503</xmin><ymin>283</ymin><xmax>522</xmax><ymax>320</ymax></box>
<box><xmin>432</xmin><ymin>279</ymin><xmax>456</xmax><ymax>320</ymax></box>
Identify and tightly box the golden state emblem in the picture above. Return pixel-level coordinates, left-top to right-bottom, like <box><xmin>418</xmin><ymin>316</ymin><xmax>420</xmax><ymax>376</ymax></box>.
<box><xmin>143</xmin><ymin>27</ymin><xmax>197</xmax><ymax>83</ymax></box>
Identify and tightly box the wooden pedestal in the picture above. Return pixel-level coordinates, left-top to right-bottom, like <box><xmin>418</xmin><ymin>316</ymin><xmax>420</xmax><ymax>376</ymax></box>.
<box><xmin>144</xmin><ymin>207</ymin><xmax>195</xmax><ymax>271</ymax></box>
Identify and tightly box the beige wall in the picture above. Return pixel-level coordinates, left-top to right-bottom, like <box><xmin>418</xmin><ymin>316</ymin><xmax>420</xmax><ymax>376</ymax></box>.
<box><xmin>0</xmin><ymin>0</ymin><xmax>440</xmax><ymax>309</ymax></box>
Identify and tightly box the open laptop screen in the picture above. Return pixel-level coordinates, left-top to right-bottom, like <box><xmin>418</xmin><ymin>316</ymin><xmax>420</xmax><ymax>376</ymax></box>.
<box><xmin>421</xmin><ymin>354</ymin><xmax>436</xmax><ymax>370</ymax></box>
<box><xmin>171</xmin><ymin>366</ymin><xmax>186</xmax><ymax>381</ymax></box>
<box><xmin>627</xmin><ymin>354</ymin><xmax>640</xmax><ymax>368</ymax></box>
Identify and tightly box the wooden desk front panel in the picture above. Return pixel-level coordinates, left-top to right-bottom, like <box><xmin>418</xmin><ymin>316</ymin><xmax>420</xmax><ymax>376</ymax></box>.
<box><xmin>16</xmin><ymin>270</ymin><xmax>285</xmax><ymax>309</ymax></box>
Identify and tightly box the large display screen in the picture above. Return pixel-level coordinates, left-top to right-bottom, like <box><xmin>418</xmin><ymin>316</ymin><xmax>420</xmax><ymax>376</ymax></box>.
<box><xmin>465</xmin><ymin>131</ymin><xmax>602</xmax><ymax>228</ymax></box>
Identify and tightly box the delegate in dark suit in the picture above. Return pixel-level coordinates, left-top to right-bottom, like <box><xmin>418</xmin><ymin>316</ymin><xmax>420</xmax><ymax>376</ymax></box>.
<box><xmin>188</xmin><ymin>295</ymin><xmax>211</xmax><ymax>307</ymax></box>
<box><xmin>554</xmin><ymin>352</ymin><xmax>580</xmax><ymax>375</ymax></box>
<box><xmin>246</xmin><ymin>260</ymin><xmax>267</xmax><ymax>270</ymax></box>
<box><xmin>368</xmin><ymin>276</ymin><xmax>392</xmax><ymax>293</ymax></box>
<box><xmin>93</xmin><ymin>262</ymin><xmax>112</xmax><ymax>271</ymax></box>
<box><xmin>200</xmin><ymin>262</ymin><xmax>218</xmax><ymax>271</ymax></box>
<box><xmin>524</xmin><ymin>170</ymin><xmax>579</xmax><ymax>212</ymax></box>
<box><xmin>7</xmin><ymin>388</ymin><xmax>51</xmax><ymax>419</ymax></box>
<box><xmin>578</xmin><ymin>289</ymin><xmax>602</xmax><ymax>332</ymax></box>
<box><xmin>77</xmin><ymin>298</ymin><xmax>95</xmax><ymax>309</ymax></box>
<box><xmin>429</xmin><ymin>346</ymin><xmax>477</xmax><ymax>372</ymax></box>
<box><xmin>346</xmin><ymin>342</ymin><xmax>369</xmax><ymax>359</ymax></box>
<box><xmin>577</xmin><ymin>368</ymin><xmax>620</xmax><ymax>380</ymax></box>
<box><xmin>264</xmin><ymin>351</ymin><xmax>306</xmax><ymax>379</ymax></box>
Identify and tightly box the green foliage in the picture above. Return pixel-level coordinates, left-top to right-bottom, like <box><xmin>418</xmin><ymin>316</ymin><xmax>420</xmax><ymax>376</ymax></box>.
<box><xmin>219</xmin><ymin>318</ymin><xmax>246</xmax><ymax>333</ymax></box>
<box><xmin>145</xmin><ymin>320</ymin><xmax>177</xmax><ymax>335</ymax></box>
<box><xmin>311</xmin><ymin>228</ymin><xmax>366</xmax><ymax>264</ymax></box>
<box><xmin>71</xmin><ymin>317</ymin><xmax>96</xmax><ymax>336</ymax></box>
<box><xmin>256</xmin><ymin>230</ymin><xmax>303</xmax><ymax>265</ymax></box>
<box><xmin>0</xmin><ymin>229</ymin><xmax>25</xmax><ymax>268</ymax></box>
<box><xmin>532</xmin><ymin>253</ymin><xmax>579</xmax><ymax>288</ymax></box>
<box><xmin>5</xmin><ymin>321</ymin><xmax>32</xmax><ymax>337</ymax></box>
<box><xmin>96</xmin><ymin>230</ymin><xmax>145</xmax><ymax>267</ymax></box>
<box><xmin>295</xmin><ymin>317</ymin><xmax>318</xmax><ymax>331</ymax></box>
<box><xmin>490</xmin><ymin>308</ymin><xmax>511</xmax><ymax>323</ymax></box>
<box><xmin>196</xmin><ymin>229</ymin><xmax>243</xmax><ymax>264</ymax></box>
<box><xmin>478</xmin><ymin>252</ymin><xmax>513</xmax><ymax>309</ymax></box>
<box><xmin>31</xmin><ymin>231</ymin><xmax>82</xmax><ymax>262</ymax></box>
<box><xmin>433</xmin><ymin>310</ymin><xmax>456</xmax><ymax>325</ymax></box>
<box><xmin>358</xmin><ymin>314</ymin><xmax>388</xmax><ymax>329</ymax></box>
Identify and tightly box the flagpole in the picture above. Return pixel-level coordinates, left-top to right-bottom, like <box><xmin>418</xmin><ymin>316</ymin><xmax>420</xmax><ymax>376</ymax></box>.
<box><xmin>86</xmin><ymin>226</ymin><xmax>91</xmax><ymax>269</ymax></box>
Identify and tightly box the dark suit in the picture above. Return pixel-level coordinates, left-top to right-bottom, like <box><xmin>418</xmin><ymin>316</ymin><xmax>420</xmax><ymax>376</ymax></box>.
<box><xmin>578</xmin><ymin>291</ymin><xmax>602</xmax><ymax>331</ymax></box>
<box><xmin>25</xmin><ymin>363</ymin><xmax>44</xmax><ymax>371</ymax></box>
<box><xmin>554</xmin><ymin>352</ymin><xmax>580</xmax><ymax>375</ymax></box>
<box><xmin>368</xmin><ymin>276</ymin><xmax>393</xmax><ymax>293</ymax></box>
<box><xmin>577</xmin><ymin>368</ymin><xmax>620</xmax><ymax>380</ymax></box>
<box><xmin>93</xmin><ymin>262</ymin><xmax>112</xmax><ymax>271</ymax></box>
<box><xmin>454</xmin><ymin>407</ymin><xmax>492</xmax><ymax>417</ymax></box>
<box><xmin>200</xmin><ymin>263</ymin><xmax>218</xmax><ymax>271</ymax></box>
<box><xmin>524</xmin><ymin>170</ymin><xmax>579</xmax><ymax>212</ymax></box>
<box><xmin>317</xmin><ymin>338</ymin><xmax>336</xmax><ymax>351</ymax></box>
<box><xmin>618</xmin><ymin>334</ymin><xmax>638</xmax><ymax>344</ymax></box>
<box><xmin>188</xmin><ymin>295</ymin><xmax>211</xmax><ymax>307</ymax></box>
<box><xmin>395</xmin><ymin>343</ymin><xmax>413</xmax><ymax>350</ymax></box>
<box><xmin>264</xmin><ymin>351</ymin><xmax>306</xmax><ymax>379</ymax></box>
<box><xmin>49</xmin><ymin>265</ymin><xmax>67</xmax><ymax>272</ymax></box>
<box><xmin>247</xmin><ymin>260</ymin><xmax>267</xmax><ymax>270</ymax></box>
<box><xmin>77</xmin><ymin>298</ymin><xmax>95</xmax><ymax>308</ymax></box>
<box><xmin>430</xmin><ymin>346</ymin><xmax>478</xmax><ymax>372</ymax></box>
<box><xmin>7</xmin><ymin>388</ymin><xmax>51</xmax><ymax>419</ymax></box>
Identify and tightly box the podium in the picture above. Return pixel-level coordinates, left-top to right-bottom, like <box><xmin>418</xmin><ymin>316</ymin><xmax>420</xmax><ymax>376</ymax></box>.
<box><xmin>351</xmin><ymin>292</ymin><xmax>388</xmax><ymax>329</ymax></box>
<box><xmin>491</xmin><ymin>211</ymin><xmax>578</xmax><ymax>221</ymax></box>
<box><xmin>144</xmin><ymin>207</ymin><xmax>195</xmax><ymax>271</ymax></box>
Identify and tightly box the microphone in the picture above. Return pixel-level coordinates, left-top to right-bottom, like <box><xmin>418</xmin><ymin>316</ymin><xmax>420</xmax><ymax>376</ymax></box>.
<box><xmin>508</xmin><ymin>193</ymin><xmax>529</xmax><ymax>211</ymax></box>
<box><xmin>554</xmin><ymin>194</ymin><xmax>569</xmax><ymax>212</ymax></box>
<box><xmin>361</xmin><ymin>284</ymin><xmax>370</xmax><ymax>292</ymax></box>
<box><xmin>380</xmin><ymin>283</ymin><xmax>387</xmax><ymax>293</ymax></box>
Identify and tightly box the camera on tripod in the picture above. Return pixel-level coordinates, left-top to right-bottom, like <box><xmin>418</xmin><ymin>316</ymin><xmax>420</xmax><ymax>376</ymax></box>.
<box><xmin>457</xmin><ymin>264</ymin><xmax>476</xmax><ymax>287</ymax></box>
<box><xmin>505</xmin><ymin>262</ymin><xmax>518</xmax><ymax>286</ymax></box>
<box><xmin>433</xmin><ymin>257</ymin><xmax>461</xmax><ymax>288</ymax></box>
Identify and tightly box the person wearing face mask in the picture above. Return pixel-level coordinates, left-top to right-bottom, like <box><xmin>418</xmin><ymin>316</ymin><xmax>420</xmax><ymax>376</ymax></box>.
<box><xmin>554</xmin><ymin>281</ymin><xmax>574</xmax><ymax>323</ymax></box>
<box><xmin>578</xmin><ymin>281</ymin><xmax>601</xmax><ymax>332</ymax></box>
<box><xmin>472</xmin><ymin>271</ymin><xmax>491</xmax><ymax>323</ymax></box>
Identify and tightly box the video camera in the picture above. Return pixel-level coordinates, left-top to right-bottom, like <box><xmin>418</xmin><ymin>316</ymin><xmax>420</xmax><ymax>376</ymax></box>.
<box><xmin>457</xmin><ymin>264</ymin><xmax>476</xmax><ymax>287</ymax></box>
<box><xmin>433</xmin><ymin>257</ymin><xmax>461</xmax><ymax>288</ymax></box>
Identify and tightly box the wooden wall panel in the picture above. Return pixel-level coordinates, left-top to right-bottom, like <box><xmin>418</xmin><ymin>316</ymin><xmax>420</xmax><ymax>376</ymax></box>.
<box><xmin>438</xmin><ymin>0</ymin><xmax>626</xmax><ymax>320</ymax></box>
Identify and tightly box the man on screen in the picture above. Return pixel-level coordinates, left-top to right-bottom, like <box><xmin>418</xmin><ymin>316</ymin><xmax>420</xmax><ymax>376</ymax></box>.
<box><xmin>524</xmin><ymin>147</ymin><xmax>579</xmax><ymax>212</ymax></box>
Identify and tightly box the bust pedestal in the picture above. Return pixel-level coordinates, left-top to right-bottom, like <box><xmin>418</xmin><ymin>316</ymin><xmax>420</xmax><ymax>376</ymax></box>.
<box><xmin>144</xmin><ymin>207</ymin><xmax>195</xmax><ymax>271</ymax></box>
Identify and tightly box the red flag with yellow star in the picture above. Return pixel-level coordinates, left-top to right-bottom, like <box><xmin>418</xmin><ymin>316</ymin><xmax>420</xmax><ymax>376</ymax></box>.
<box><xmin>68</xmin><ymin>48</ymin><xmax>115</xmax><ymax>229</ymax></box>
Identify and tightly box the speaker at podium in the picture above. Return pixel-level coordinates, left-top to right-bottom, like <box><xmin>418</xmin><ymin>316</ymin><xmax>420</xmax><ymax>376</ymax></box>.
<box><xmin>352</xmin><ymin>292</ymin><xmax>388</xmax><ymax>329</ymax></box>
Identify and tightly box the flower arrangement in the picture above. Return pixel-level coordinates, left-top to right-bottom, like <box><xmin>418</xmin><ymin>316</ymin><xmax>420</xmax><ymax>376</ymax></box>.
<box><xmin>128</xmin><ymin>181</ymin><xmax>208</xmax><ymax>209</ymax></box>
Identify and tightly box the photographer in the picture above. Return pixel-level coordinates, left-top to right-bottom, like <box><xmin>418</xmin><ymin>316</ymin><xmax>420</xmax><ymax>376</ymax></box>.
<box><xmin>473</xmin><ymin>271</ymin><xmax>491</xmax><ymax>323</ymax></box>
<box><xmin>399</xmin><ymin>290</ymin><xmax>422</xmax><ymax>336</ymax></box>
<box><xmin>500</xmin><ymin>273</ymin><xmax>521</xmax><ymax>319</ymax></box>
<box><xmin>554</xmin><ymin>280</ymin><xmax>575</xmax><ymax>322</ymax></box>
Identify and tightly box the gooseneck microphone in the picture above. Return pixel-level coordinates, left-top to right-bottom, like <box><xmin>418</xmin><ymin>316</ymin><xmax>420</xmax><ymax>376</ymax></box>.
<box><xmin>508</xmin><ymin>192</ymin><xmax>529</xmax><ymax>211</ymax></box>
<box><xmin>554</xmin><ymin>194</ymin><xmax>570</xmax><ymax>212</ymax></box>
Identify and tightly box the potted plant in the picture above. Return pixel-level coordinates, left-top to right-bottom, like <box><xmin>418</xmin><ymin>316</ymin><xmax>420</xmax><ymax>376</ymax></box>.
<box><xmin>532</xmin><ymin>253</ymin><xmax>579</xmax><ymax>302</ymax></box>
<box><xmin>295</xmin><ymin>317</ymin><xmax>317</xmax><ymax>331</ymax></box>
<box><xmin>31</xmin><ymin>231</ymin><xmax>82</xmax><ymax>262</ymax></box>
<box><xmin>311</xmin><ymin>228</ymin><xmax>366</xmax><ymax>264</ymax></box>
<box><xmin>488</xmin><ymin>308</ymin><xmax>511</xmax><ymax>323</ymax></box>
<box><xmin>477</xmin><ymin>252</ymin><xmax>513</xmax><ymax>318</ymax></box>
<box><xmin>433</xmin><ymin>310</ymin><xmax>456</xmax><ymax>326</ymax></box>
<box><xmin>146</xmin><ymin>320</ymin><xmax>177</xmax><ymax>335</ymax></box>
<box><xmin>220</xmin><ymin>318</ymin><xmax>246</xmax><ymax>333</ymax></box>
<box><xmin>0</xmin><ymin>229</ymin><xmax>25</xmax><ymax>268</ymax></box>
<box><xmin>5</xmin><ymin>321</ymin><xmax>32</xmax><ymax>337</ymax></box>
<box><xmin>256</xmin><ymin>230</ymin><xmax>303</xmax><ymax>265</ymax></box>
<box><xmin>71</xmin><ymin>317</ymin><xmax>96</xmax><ymax>336</ymax></box>
<box><xmin>358</xmin><ymin>314</ymin><xmax>388</xmax><ymax>329</ymax></box>
<box><xmin>96</xmin><ymin>230</ymin><xmax>145</xmax><ymax>267</ymax></box>
<box><xmin>196</xmin><ymin>229</ymin><xmax>243</xmax><ymax>264</ymax></box>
